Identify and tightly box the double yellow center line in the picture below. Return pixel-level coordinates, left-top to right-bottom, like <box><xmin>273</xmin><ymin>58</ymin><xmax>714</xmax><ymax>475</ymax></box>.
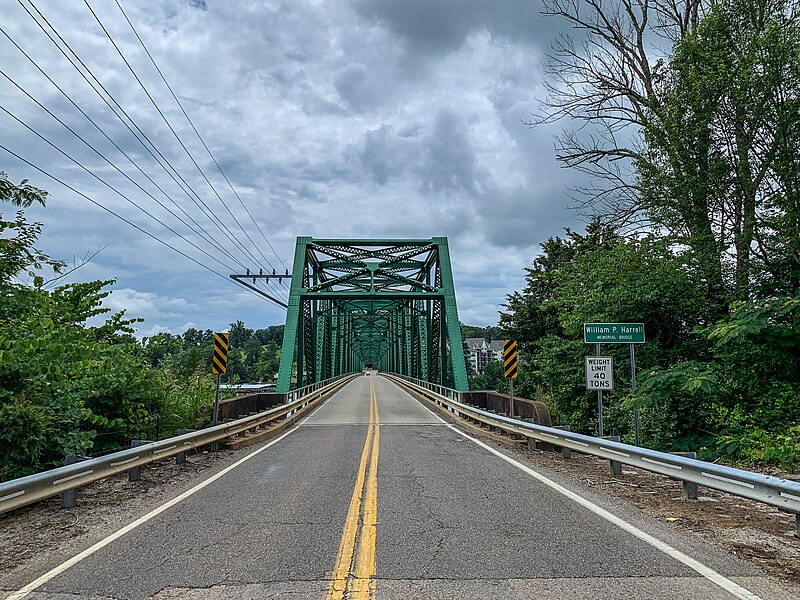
<box><xmin>327</xmin><ymin>377</ymin><xmax>380</xmax><ymax>600</ymax></box>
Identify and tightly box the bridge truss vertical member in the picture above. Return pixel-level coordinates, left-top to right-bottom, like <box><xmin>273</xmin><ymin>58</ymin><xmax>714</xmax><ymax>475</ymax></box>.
<box><xmin>276</xmin><ymin>238</ymin><xmax>469</xmax><ymax>392</ymax></box>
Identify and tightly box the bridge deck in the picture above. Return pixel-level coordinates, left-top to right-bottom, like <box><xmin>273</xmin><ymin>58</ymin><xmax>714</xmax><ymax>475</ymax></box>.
<box><xmin>3</xmin><ymin>376</ymin><xmax>792</xmax><ymax>599</ymax></box>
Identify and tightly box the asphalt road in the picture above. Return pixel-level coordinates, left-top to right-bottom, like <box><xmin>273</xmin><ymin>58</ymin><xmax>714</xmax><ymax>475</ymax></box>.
<box><xmin>2</xmin><ymin>376</ymin><xmax>794</xmax><ymax>599</ymax></box>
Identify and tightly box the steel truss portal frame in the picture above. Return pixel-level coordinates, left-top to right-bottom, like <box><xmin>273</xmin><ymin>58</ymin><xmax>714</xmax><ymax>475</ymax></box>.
<box><xmin>276</xmin><ymin>238</ymin><xmax>469</xmax><ymax>392</ymax></box>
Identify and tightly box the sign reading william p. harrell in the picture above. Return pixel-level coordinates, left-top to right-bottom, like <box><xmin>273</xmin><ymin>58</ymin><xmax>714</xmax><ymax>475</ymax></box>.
<box><xmin>584</xmin><ymin>323</ymin><xmax>645</xmax><ymax>344</ymax></box>
<box><xmin>585</xmin><ymin>356</ymin><xmax>613</xmax><ymax>390</ymax></box>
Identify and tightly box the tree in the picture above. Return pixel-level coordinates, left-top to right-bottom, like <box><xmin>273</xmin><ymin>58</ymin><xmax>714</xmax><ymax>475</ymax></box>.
<box><xmin>0</xmin><ymin>170</ymin><xmax>48</xmax><ymax>208</ymax></box>
<box><xmin>538</xmin><ymin>0</ymin><xmax>800</xmax><ymax>305</ymax></box>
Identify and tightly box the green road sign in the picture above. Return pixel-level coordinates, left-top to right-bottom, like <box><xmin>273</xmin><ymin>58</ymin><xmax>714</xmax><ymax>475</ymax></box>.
<box><xmin>584</xmin><ymin>323</ymin><xmax>645</xmax><ymax>344</ymax></box>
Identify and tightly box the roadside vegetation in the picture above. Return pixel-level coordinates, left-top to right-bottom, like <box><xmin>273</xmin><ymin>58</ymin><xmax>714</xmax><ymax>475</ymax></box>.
<box><xmin>500</xmin><ymin>0</ymin><xmax>800</xmax><ymax>470</ymax></box>
<box><xmin>0</xmin><ymin>172</ymin><xmax>283</xmax><ymax>481</ymax></box>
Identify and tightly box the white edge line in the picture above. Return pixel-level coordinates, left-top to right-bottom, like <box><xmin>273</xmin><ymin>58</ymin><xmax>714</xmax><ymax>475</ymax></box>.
<box><xmin>295</xmin><ymin>380</ymin><xmax>350</xmax><ymax>426</ymax></box>
<box><xmin>7</xmin><ymin>427</ymin><xmax>301</xmax><ymax>600</ymax></box>
<box><xmin>447</xmin><ymin>425</ymin><xmax>764</xmax><ymax>600</ymax></box>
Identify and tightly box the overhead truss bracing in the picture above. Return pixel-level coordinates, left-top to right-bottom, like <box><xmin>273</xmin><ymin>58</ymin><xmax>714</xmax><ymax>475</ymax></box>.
<box><xmin>276</xmin><ymin>238</ymin><xmax>469</xmax><ymax>392</ymax></box>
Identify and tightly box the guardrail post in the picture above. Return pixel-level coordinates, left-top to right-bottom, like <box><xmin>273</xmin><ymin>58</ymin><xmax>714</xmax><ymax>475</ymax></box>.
<box><xmin>128</xmin><ymin>440</ymin><xmax>143</xmax><ymax>481</ymax></box>
<box><xmin>604</xmin><ymin>436</ymin><xmax>623</xmax><ymax>475</ymax></box>
<box><xmin>554</xmin><ymin>426</ymin><xmax>572</xmax><ymax>458</ymax></box>
<box><xmin>670</xmin><ymin>451</ymin><xmax>699</xmax><ymax>499</ymax></box>
<box><xmin>523</xmin><ymin>419</ymin><xmax>538</xmax><ymax>450</ymax></box>
<box><xmin>248</xmin><ymin>413</ymin><xmax>259</xmax><ymax>434</ymax></box>
<box><xmin>176</xmin><ymin>429</ymin><xmax>188</xmax><ymax>465</ymax></box>
<box><xmin>61</xmin><ymin>455</ymin><xmax>89</xmax><ymax>508</ymax></box>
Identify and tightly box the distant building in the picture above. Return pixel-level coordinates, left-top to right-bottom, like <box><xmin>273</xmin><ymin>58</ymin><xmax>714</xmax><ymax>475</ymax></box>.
<box><xmin>465</xmin><ymin>338</ymin><xmax>504</xmax><ymax>376</ymax></box>
<box><xmin>488</xmin><ymin>339</ymin><xmax>504</xmax><ymax>363</ymax></box>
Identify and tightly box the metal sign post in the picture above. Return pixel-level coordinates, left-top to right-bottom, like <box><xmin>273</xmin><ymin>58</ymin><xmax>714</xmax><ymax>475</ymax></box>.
<box><xmin>213</xmin><ymin>373</ymin><xmax>221</xmax><ymax>427</ymax></box>
<box><xmin>583</xmin><ymin>323</ymin><xmax>645</xmax><ymax>441</ymax></box>
<box><xmin>597</xmin><ymin>343</ymin><xmax>603</xmax><ymax>437</ymax></box>
<box><xmin>503</xmin><ymin>339</ymin><xmax>519</xmax><ymax>418</ymax></box>
<box><xmin>630</xmin><ymin>342</ymin><xmax>639</xmax><ymax>446</ymax></box>
<box><xmin>211</xmin><ymin>332</ymin><xmax>229</xmax><ymax>450</ymax></box>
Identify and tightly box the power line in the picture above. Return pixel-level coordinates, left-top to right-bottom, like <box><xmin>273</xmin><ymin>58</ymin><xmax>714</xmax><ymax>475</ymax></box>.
<box><xmin>83</xmin><ymin>0</ymin><xmax>280</xmax><ymax>273</ymax></box>
<box><xmin>16</xmin><ymin>2</ymin><xmax>285</xmax><ymax>295</ymax></box>
<box><xmin>0</xmin><ymin>67</ymin><xmax>246</xmax><ymax>272</ymax></box>
<box><xmin>0</xmin><ymin>143</ymin><xmax>289</xmax><ymax>309</ymax></box>
<box><xmin>0</xmin><ymin>105</ymin><xmax>238</xmax><ymax>276</ymax></box>
<box><xmin>115</xmin><ymin>0</ymin><xmax>289</xmax><ymax>272</ymax></box>
<box><xmin>13</xmin><ymin>1</ymin><xmax>289</xmax><ymax>301</ymax></box>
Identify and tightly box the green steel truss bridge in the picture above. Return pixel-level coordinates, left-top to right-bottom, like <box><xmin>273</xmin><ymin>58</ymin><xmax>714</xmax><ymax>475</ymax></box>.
<box><xmin>276</xmin><ymin>238</ymin><xmax>469</xmax><ymax>393</ymax></box>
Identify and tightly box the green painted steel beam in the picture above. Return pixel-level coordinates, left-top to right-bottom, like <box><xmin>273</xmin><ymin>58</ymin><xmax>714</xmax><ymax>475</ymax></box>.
<box><xmin>276</xmin><ymin>237</ymin><xmax>469</xmax><ymax>391</ymax></box>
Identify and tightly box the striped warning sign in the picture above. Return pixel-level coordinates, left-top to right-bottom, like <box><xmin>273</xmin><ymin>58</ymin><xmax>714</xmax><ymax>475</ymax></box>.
<box><xmin>503</xmin><ymin>339</ymin><xmax>518</xmax><ymax>379</ymax></box>
<box><xmin>212</xmin><ymin>332</ymin><xmax>229</xmax><ymax>375</ymax></box>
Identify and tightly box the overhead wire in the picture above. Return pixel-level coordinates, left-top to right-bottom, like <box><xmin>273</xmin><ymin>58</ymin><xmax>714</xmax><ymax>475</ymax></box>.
<box><xmin>0</xmin><ymin>142</ymin><xmax>288</xmax><ymax>308</ymax></box>
<box><xmin>115</xmin><ymin>0</ymin><xmax>289</xmax><ymax>273</ymax></box>
<box><xmin>0</xmin><ymin>65</ymin><xmax>244</xmax><ymax>272</ymax></box>
<box><xmin>3</xmin><ymin>145</ymin><xmax>213</xmax><ymax>283</ymax></box>
<box><xmin>14</xmin><ymin>0</ymin><xmax>289</xmax><ymax>301</ymax></box>
<box><xmin>0</xmin><ymin>105</ymin><xmax>239</xmax><ymax>276</ymax></box>
<box><xmin>83</xmin><ymin>0</ymin><xmax>281</xmax><ymax>274</ymax></box>
<box><xmin>17</xmin><ymin>1</ymin><xmax>283</xmax><ymax>295</ymax></box>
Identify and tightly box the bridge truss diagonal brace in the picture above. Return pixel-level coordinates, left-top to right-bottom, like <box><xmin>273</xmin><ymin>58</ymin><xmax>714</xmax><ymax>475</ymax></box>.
<box><xmin>276</xmin><ymin>237</ymin><xmax>469</xmax><ymax>393</ymax></box>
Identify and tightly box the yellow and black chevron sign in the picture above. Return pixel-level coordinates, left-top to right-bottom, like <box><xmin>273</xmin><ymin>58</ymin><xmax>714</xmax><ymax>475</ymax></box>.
<box><xmin>212</xmin><ymin>332</ymin><xmax>229</xmax><ymax>375</ymax></box>
<box><xmin>503</xmin><ymin>339</ymin><xmax>518</xmax><ymax>379</ymax></box>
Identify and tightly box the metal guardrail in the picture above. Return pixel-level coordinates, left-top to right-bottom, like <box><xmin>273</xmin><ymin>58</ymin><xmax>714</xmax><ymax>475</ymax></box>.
<box><xmin>386</xmin><ymin>374</ymin><xmax>800</xmax><ymax>519</ymax></box>
<box><xmin>0</xmin><ymin>374</ymin><xmax>358</xmax><ymax>514</ymax></box>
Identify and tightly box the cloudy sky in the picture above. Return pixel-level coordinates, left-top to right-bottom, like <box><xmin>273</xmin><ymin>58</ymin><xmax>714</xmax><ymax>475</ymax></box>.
<box><xmin>1</xmin><ymin>0</ymin><xmax>584</xmax><ymax>337</ymax></box>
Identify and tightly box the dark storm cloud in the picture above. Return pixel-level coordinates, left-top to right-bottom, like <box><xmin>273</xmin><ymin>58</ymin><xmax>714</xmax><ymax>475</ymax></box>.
<box><xmin>2</xmin><ymin>0</ymin><xmax>586</xmax><ymax>328</ymax></box>
<box><xmin>352</xmin><ymin>0</ymin><xmax>555</xmax><ymax>56</ymax></box>
<box><xmin>334</xmin><ymin>62</ymin><xmax>385</xmax><ymax>111</ymax></box>
<box><xmin>419</xmin><ymin>109</ymin><xmax>477</xmax><ymax>194</ymax></box>
<box><xmin>357</xmin><ymin>124</ymin><xmax>419</xmax><ymax>185</ymax></box>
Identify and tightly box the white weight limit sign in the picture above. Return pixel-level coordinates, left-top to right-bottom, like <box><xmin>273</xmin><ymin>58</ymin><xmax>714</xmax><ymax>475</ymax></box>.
<box><xmin>586</xmin><ymin>356</ymin><xmax>613</xmax><ymax>390</ymax></box>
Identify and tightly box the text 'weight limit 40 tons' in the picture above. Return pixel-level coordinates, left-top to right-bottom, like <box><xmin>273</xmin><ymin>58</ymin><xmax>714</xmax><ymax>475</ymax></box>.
<box><xmin>585</xmin><ymin>356</ymin><xmax>613</xmax><ymax>390</ymax></box>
